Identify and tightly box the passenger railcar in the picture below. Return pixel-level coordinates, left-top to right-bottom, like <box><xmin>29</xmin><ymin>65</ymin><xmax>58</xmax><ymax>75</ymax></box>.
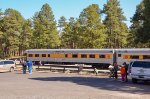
<box><xmin>25</xmin><ymin>48</ymin><xmax>150</xmax><ymax>68</ymax></box>
<box><xmin>25</xmin><ymin>49</ymin><xmax>114</xmax><ymax>68</ymax></box>
<box><xmin>115</xmin><ymin>49</ymin><xmax>150</xmax><ymax>65</ymax></box>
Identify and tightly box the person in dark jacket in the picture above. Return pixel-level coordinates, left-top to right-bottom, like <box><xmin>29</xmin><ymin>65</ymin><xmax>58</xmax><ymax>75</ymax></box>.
<box><xmin>113</xmin><ymin>62</ymin><xmax>119</xmax><ymax>79</ymax></box>
<box><xmin>22</xmin><ymin>59</ymin><xmax>27</xmax><ymax>74</ymax></box>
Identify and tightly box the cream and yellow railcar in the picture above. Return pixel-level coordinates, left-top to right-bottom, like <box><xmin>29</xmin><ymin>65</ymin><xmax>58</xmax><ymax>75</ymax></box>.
<box><xmin>25</xmin><ymin>49</ymin><xmax>114</xmax><ymax>66</ymax></box>
<box><xmin>115</xmin><ymin>49</ymin><xmax>150</xmax><ymax>65</ymax></box>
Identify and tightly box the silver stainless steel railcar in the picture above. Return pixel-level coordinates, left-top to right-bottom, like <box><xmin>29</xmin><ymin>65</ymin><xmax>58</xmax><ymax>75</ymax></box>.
<box><xmin>115</xmin><ymin>48</ymin><xmax>150</xmax><ymax>65</ymax></box>
<box><xmin>25</xmin><ymin>49</ymin><xmax>114</xmax><ymax>68</ymax></box>
<box><xmin>25</xmin><ymin>48</ymin><xmax>150</xmax><ymax>68</ymax></box>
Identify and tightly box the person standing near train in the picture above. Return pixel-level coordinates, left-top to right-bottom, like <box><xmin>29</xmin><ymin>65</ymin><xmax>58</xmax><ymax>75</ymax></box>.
<box><xmin>22</xmin><ymin>58</ymin><xmax>27</xmax><ymax>74</ymax></box>
<box><xmin>27</xmin><ymin>60</ymin><xmax>33</xmax><ymax>74</ymax></box>
<box><xmin>123</xmin><ymin>62</ymin><xmax>128</xmax><ymax>82</ymax></box>
<box><xmin>113</xmin><ymin>63</ymin><xmax>119</xmax><ymax>80</ymax></box>
<box><xmin>120</xmin><ymin>65</ymin><xmax>126</xmax><ymax>82</ymax></box>
<box><xmin>108</xmin><ymin>64</ymin><xmax>114</xmax><ymax>78</ymax></box>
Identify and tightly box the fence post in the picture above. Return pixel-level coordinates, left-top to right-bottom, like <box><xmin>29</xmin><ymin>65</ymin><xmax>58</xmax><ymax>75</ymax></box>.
<box><xmin>78</xmin><ymin>64</ymin><xmax>83</xmax><ymax>73</ymax></box>
<box><xmin>63</xmin><ymin>67</ymin><xmax>66</xmax><ymax>73</ymax></box>
<box><xmin>50</xmin><ymin>66</ymin><xmax>52</xmax><ymax>71</ymax></box>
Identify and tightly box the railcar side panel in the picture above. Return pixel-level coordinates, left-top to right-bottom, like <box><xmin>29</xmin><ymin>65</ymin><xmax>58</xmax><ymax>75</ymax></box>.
<box><xmin>116</xmin><ymin>49</ymin><xmax>150</xmax><ymax>65</ymax></box>
<box><xmin>26</xmin><ymin>49</ymin><xmax>114</xmax><ymax>67</ymax></box>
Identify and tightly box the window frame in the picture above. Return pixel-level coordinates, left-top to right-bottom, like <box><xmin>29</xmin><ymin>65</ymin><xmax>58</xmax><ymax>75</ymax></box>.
<box><xmin>72</xmin><ymin>54</ymin><xmax>78</xmax><ymax>58</ymax></box>
<box><xmin>35</xmin><ymin>54</ymin><xmax>39</xmax><ymax>57</ymax></box>
<box><xmin>130</xmin><ymin>55</ymin><xmax>139</xmax><ymax>59</ymax></box>
<box><xmin>89</xmin><ymin>54</ymin><xmax>95</xmax><ymax>58</ymax></box>
<box><xmin>81</xmin><ymin>54</ymin><xmax>87</xmax><ymax>58</ymax></box>
<box><xmin>143</xmin><ymin>55</ymin><xmax>150</xmax><ymax>59</ymax></box>
<box><xmin>42</xmin><ymin>54</ymin><xmax>46</xmax><ymax>57</ymax></box>
<box><xmin>99</xmin><ymin>55</ymin><xmax>105</xmax><ymax>58</ymax></box>
<box><xmin>28</xmin><ymin>54</ymin><xmax>32</xmax><ymax>57</ymax></box>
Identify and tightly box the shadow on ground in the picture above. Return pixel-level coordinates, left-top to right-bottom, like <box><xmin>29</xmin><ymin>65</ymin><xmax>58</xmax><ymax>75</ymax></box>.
<box><xmin>29</xmin><ymin>76</ymin><xmax>150</xmax><ymax>95</ymax></box>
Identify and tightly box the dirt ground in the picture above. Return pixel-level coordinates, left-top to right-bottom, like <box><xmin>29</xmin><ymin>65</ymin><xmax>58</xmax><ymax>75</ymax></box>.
<box><xmin>0</xmin><ymin>71</ymin><xmax>149</xmax><ymax>99</ymax></box>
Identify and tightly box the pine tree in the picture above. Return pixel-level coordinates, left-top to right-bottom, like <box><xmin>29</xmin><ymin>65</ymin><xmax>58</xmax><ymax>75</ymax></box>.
<box><xmin>0</xmin><ymin>9</ymin><xmax>4</xmax><ymax>58</ymax></box>
<box><xmin>129</xmin><ymin>1</ymin><xmax>145</xmax><ymax>47</ymax></box>
<box><xmin>58</xmin><ymin>16</ymin><xmax>68</xmax><ymax>48</ymax></box>
<box><xmin>33</xmin><ymin>3</ymin><xmax>60</xmax><ymax>49</ymax></box>
<box><xmin>103</xmin><ymin>0</ymin><xmax>128</xmax><ymax>48</ymax></box>
<box><xmin>61</xmin><ymin>17</ymin><xmax>80</xmax><ymax>48</ymax></box>
<box><xmin>129</xmin><ymin>0</ymin><xmax>150</xmax><ymax>48</ymax></box>
<box><xmin>2</xmin><ymin>8</ymin><xmax>24</xmax><ymax>56</ymax></box>
<box><xmin>0</xmin><ymin>9</ymin><xmax>3</xmax><ymax>43</ymax></box>
<box><xmin>142</xmin><ymin>0</ymin><xmax>150</xmax><ymax>46</ymax></box>
<box><xmin>20</xmin><ymin>19</ymin><xmax>33</xmax><ymax>50</ymax></box>
<box><xmin>58</xmin><ymin>16</ymin><xmax>67</xmax><ymax>34</ymax></box>
<box><xmin>78</xmin><ymin>4</ymin><xmax>106</xmax><ymax>48</ymax></box>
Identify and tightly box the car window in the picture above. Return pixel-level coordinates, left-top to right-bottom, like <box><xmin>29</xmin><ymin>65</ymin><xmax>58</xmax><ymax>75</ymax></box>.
<box><xmin>0</xmin><ymin>61</ymin><xmax>4</xmax><ymax>65</ymax></box>
<box><xmin>132</xmin><ymin>61</ymin><xmax>141</xmax><ymax>67</ymax></box>
<box><xmin>132</xmin><ymin>61</ymin><xmax>150</xmax><ymax>68</ymax></box>
<box><xmin>142</xmin><ymin>62</ymin><xmax>150</xmax><ymax>68</ymax></box>
<box><xmin>4</xmin><ymin>61</ymin><xmax>14</xmax><ymax>64</ymax></box>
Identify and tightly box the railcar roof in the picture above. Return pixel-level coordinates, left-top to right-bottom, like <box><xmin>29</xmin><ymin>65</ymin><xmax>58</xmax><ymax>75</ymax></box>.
<box><xmin>0</xmin><ymin>60</ymin><xmax>14</xmax><ymax>61</ymax></box>
<box><xmin>25</xmin><ymin>49</ymin><xmax>114</xmax><ymax>52</ymax></box>
<box><xmin>26</xmin><ymin>48</ymin><xmax>150</xmax><ymax>51</ymax></box>
<box><xmin>115</xmin><ymin>48</ymin><xmax>150</xmax><ymax>51</ymax></box>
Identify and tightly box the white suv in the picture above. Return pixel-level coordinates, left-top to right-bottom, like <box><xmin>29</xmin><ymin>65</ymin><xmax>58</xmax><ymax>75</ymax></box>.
<box><xmin>129</xmin><ymin>61</ymin><xmax>150</xmax><ymax>83</ymax></box>
<box><xmin>0</xmin><ymin>60</ymin><xmax>16</xmax><ymax>72</ymax></box>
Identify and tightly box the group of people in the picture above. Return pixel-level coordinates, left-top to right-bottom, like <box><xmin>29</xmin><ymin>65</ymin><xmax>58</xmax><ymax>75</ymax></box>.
<box><xmin>108</xmin><ymin>62</ymin><xmax>128</xmax><ymax>82</ymax></box>
<box><xmin>21</xmin><ymin>59</ymin><xmax>128</xmax><ymax>79</ymax></box>
<box><xmin>20</xmin><ymin>58</ymin><xmax>33</xmax><ymax>74</ymax></box>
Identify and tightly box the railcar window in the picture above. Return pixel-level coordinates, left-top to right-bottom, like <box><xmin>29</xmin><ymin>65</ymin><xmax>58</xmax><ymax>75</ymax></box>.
<box><xmin>99</xmin><ymin>55</ymin><xmax>105</xmax><ymax>58</ymax></box>
<box><xmin>42</xmin><ymin>54</ymin><xmax>46</xmax><ymax>57</ymax></box>
<box><xmin>28</xmin><ymin>54</ymin><xmax>32</xmax><ymax>57</ymax></box>
<box><xmin>143</xmin><ymin>55</ymin><xmax>150</xmax><ymax>59</ymax></box>
<box><xmin>89</xmin><ymin>54</ymin><xmax>95</xmax><ymax>58</ymax></box>
<box><xmin>118</xmin><ymin>54</ymin><xmax>121</xmax><ymax>57</ymax></box>
<box><xmin>48</xmin><ymin>54</ymin><xmax>50</xmax><ymax>57</ymax></box>
<box><xmin>65</xmin><ymin>54</ymin><xmax>68</xmax><ymax>58</ymax></box>
<box><xmin>72</xmin><ymin>54</ymin><xmax>78</xmax><ymax>58</ymax></box>
<box><xmin>35</xmin><ymin>54</ymin><xmax>39</xmax><ymax>57</ymax></box>
<box><xmin>81</xmin><ymin>54</ymin><xmax>87</xmax><ymax>58</ymax></box>
<box><xmin>130</xmin><ymin>55</ymin><xmax>139</xmax><ymax>59</ymax></box>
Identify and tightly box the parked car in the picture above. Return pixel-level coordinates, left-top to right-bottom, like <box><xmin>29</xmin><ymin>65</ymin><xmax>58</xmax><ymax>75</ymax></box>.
<box><xmin>129</xmin><ymin>61</ymin><xmax>150</xmax><ymax>83</ymax></box>
<box><xmin>0</xmin><ymin>60</ymin><xmax>16</xmax><ymax>72</ymax></box>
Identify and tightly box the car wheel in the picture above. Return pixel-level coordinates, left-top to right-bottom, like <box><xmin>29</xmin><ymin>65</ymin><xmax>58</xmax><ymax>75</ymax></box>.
<box><xmin>10</xmin><ymin>67</ymin><xmax>14</xmax><ymax>72</ymax></box>
<box><xmin>132</xmin><ymin>78</ymin><xmax>138</xmax><ymax>83</ymax></box>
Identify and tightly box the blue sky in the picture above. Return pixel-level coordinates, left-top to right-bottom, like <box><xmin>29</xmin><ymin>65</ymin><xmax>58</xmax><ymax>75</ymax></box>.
<box><xmin>0</xmin><ymin>0</ymin><xmax>142</xmax><ymax>26</ymax></box>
